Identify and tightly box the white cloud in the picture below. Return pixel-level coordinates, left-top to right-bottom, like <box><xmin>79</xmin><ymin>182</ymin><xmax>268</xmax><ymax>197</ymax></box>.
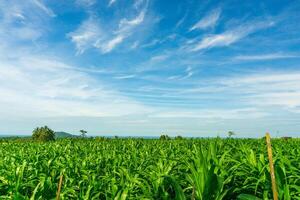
<box><xmin>221</xmin><ymin>72</ymin><xmax>300</xmax><ymax>109</ymax></box>
<box><xmin>69</xmin><ymin>5</ymin><xmax>147</xmax><ymax>54</ymax></box>
<box><xmin>114</xmin><ymin>74</ymin><xmax>136</xmax><ymax>79</ymax></box>
<box><xmin>141</xmin><ymin>39</ymin><xmax>161</xmax><ymax>48</ymax></box>
<box><xmin>183</xmin><ymin>66</ymin><xmax>194</xmax><ymax>79</ymax></box>
<box><xmin>127</xmin><ymin>70</ymin><xmax>300</xmax><ymax>115</ymax></box>
<box><xmin>117</xmin><ymin>9</ymin><xmax>146</xmax><ymax>34</ymax></box>
<box><xmin>160</xmin><ymin>71</ymin><xmax>300</xmax><ymax>111</ymax></box>
<box><xmin>224</xmin><ymin>72</ymin><xmax>300</xmax><ymax>86</ymax></box>
<box><xmin>12</xmin><ymin>27</ymin><xmax>42</xmax><ymax>40</ymax></box>
<box><xmin>233</xmin><ymin>53</ymin><xmax>299</xmax><ymax>61</ymax></box>
<box><xmin>149</xmin><ymin>108</ymin><xmax>267</xmax><ymax>119</ymax></box>
<box><xmin>108</xmin><ymin>0</ymin><xmax>116</xmax><ymax>7</ymax></box>
<box><xmin>0</xmin><ymin>0</ymin><xmax>54</xmax><ymax>42</ymax></box>
<box><xmin>31</xmin><ymin>0</ymin><xmax>56</xmax><ymax>17</ymax></box>
<box><xmin>76</xmin><ymin>0</ymin><xmax>96</xmax><ymax>6</ymax></box>
<box><xmin>150</xmin><ymin>54</ymin><xmax>169</xmax><ymax>62</ymax></box>
<box><xmin>68</xmin><ymin>17</ymin><xmax>102</xmax><ymax>54</ymax></box>
<box><xmin>97</xmin><ymin>35</ymin><xmax>124</xmax><ymax>53</ymax></box>
<box><xmin>190</xmin><ymin>8</ymin><xmax>221</xmax><ymax>31</ymax></box>
<box><xmin>175</xmin><ymin>14</ymin><xmax>187</xmax><ymax>29</ymax></box>
<box><xmin>0</xmin><ymin>54</ymin><xmax>152</xmax><ymax>118</ymax></box>
<box><xmin>130</xmin><ymin>41</ymin><xmax>139</xmax><ymax>49</ymax></box>
<box><xmin>191</xmin><ymin>20</ymin><xmax>275</xmax><ymax>51</ymax></box>
<box><xmin>0</xmin><ymin>2</ymin><xmax>152</xmax><ymax>118</ymax></box>
<box><xmin>167</xmin><ymin>67</ymin><xmax>194</xmax><ymax>80</ymax></box>
<box><xmin>252</xmin><ymin>92</ymin><xmax>300</xmax><ymax>108</ymax></box>
<box><xmin>192</xmin><ymin>32</ymin><xmax>240</xmax><ymax>51</ymax></box>
<box><xmin>134</xmin><ymin>0</ymin><xmax>146</xmax><ymax>9</ymax></box>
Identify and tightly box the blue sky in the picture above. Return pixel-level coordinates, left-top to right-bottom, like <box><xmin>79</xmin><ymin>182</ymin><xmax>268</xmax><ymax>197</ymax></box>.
<box><xmin>0</xmin><ymin>0</ymin><xmax>300</xmax><ymax>137</ymax></box>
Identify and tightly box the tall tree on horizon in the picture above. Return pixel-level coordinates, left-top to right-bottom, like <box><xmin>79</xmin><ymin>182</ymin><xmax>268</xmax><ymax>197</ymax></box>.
<box><xmin>79</xmin><ymin>130</ymin><xmax>87</xmax><ymax>138</ymax></box>
<box><xmin>32</xmin><ymin>126</ymin><xmax>55</xmax><ymax>141</ymax></box>
<box><xmin>228</xmin><ymin>131</ymin><xmax>235</xmax><ymax>138</ymax></box>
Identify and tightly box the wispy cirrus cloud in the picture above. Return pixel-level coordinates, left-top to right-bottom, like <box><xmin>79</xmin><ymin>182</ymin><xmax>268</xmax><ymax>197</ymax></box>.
<box><xmin>134</xmin><ymin>0</ymin><xmax>145</xmax><ymax>9</ymax></box>
<box><xmin>31</xmin><ymin>0</ymin><xmax>55</xmax><ymax>17</ymax></box>
<box><xmin>190</xmin><ymin>8</ymin><xmax>221</xmax><ymax>31</ymax></box>
<box><xmin>149</xmin><ymin>108</ymin><xmax>267</xmax><ymax>119</ymax></box>
<box><xmin>233</xmin><ymin>53</ymin><xmax>299</xmax><ymax>61</ymax></box>
<box><xmin>150</xmin><ymin>54</ymin><xmax>169</xmax><ymax>62</ymax></box>
<box><xmin>0</xmin><ymin>0</ymin><xmax>152</xmax><ymax>119</ymax></box>
<box><xmin>175</xmin><ymin>10</ymin><xmax>189</xmax><ymax>29</ymax></box>
<box><xmin>167</xmin><ymin>66</ymin><xmax>194</xmax><ymax>80</ymax></box>
<box><xmin>183</xmin><ymin>66</ymin><xmax>194</xmax><ymax>79</ymax></box>
<box><xmin>96</xmin><ymin>35</ymin><xmax>125</xmax><ymax>54</ymax></box>
<box><xmin>108</xmin><ymin>0</ymin><xmax>116</xmax><ymax>7</ymax></box>
<box><xmin>222</xmin><ymin>72</ymin><xmax>300</xmax><ymax>106</ymax></box>
<box><xmin>76</xmin><ymin>0</ymin><xmax>96</xmax><ymax>7</ymax></box>
<box><xmin>141</xmin><ymin>39</ymin><xmax>161</xmax><ymax>48</ymax></box>
<box><xmin>68</xmin><ymin>17</ymin><xmax>102</xmax><ymax>55</ymax></box>
<box><xmin>0</xmin><ymin>53</ymin><xmax>151</xmax><ymax>118</ymax></box>
<box><xmin>141</xmin><ymin>33</ymin><xmax>176</xmax><ymax>49</ymax></box>
<box><xmin>218</xmin><ymin>71</ymin><xmax>300</xmax><ymax>110</ymax></box>
<box><xmin>190</xmin><ymin>20</ymin><xmax>275</xmax><ymax>51</ymax></box>
<box><xmin>130</xmin><ymin>41</ymin><xmax>139</xmax><ymax>49</ymax></box>
<box><xmin>0</xmin><ymin>0</ymin><xmax>54</xmax><ymax>42</ymax></box>
<box><xmin>114</xmin><ymin>74</ymin><xmax>136</xmax><ymax>79</ymax></box>
<box><xmin>117</xmin><ymin>9</ymin><xmax>146</xmax><ymax>33</ymax></box>
<box><xmin>101</xmin><ymin>8</ymin><xmax>146</xmax><ymax>53</ymax></box>
<box><xmin>121</xmin><ymin>69</ymin><xmax>300</xmax><ymax>114</ymax></box>
<box><xmin>1</xmin><ymin>0</ymin><xmax>300</xmax><ymax>136</ymax></box>
<box><xmin>69</xmin><ymin>3</ymin><xmax>148</xmax><ymax>54</ymax></box>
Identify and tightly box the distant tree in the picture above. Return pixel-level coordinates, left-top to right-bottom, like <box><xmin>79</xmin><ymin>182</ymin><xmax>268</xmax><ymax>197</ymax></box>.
<box><xmin>175</xmin><ymin>135</ymin><xmax>184</xmax><ymax>140</ymax></box>
<box><xmin>228</xmin><ymin>131</ymin><xmax>235</xmax><ymax>138</ymax></box>
<box><xmin>95</xmin><ymin>136</ymin><xmax>106</xmax><ymax>141</ymax></box>
<box><xmin>160</xmin><ymin>134</ymin><xmax>170</xmax><ymax>140</ymax></box>
<box><xmin>79</xmin><ymin>130</ymin><xmax>87</xmax><ymax>138</ymax></box>
<box><xmin>282</xmin><ymin>136</ymin><xmax>292</xmax><ymax>140</ymax></box>
<box><xmin>32</xmin><ymin>126</ymin><xmax>55</xmax><ymax>142</ymax></box>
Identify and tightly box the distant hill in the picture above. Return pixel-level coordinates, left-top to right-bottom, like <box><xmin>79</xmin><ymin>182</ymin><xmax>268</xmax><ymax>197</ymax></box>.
<box><xmin>0</xmin><ymin>132</ymin><xmax>78</xmax><ymax>139</ymax></box>
<box><xmin>55</xmin><ymin>132</ymin><xmax>78</xmax><ymax>138</ymax></box>
<box><xmin>0</xmin><ymin>134</ymin><xmax>31</xmax><ymax>139</ymax></box>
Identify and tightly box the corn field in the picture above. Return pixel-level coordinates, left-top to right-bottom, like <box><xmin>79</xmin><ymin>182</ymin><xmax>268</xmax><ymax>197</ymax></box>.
<box><xmin>0</xmin><ymin>138</ymin><xmax>299</xmax><ymax>199</ymax></box>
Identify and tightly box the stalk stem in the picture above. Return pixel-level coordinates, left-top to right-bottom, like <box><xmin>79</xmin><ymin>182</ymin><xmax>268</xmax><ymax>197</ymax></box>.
<box><xmin>56</xmin><ymin>174</ymin><xmax>63</xmax><ymax>200</ymax></box>
<box><xmin>266</xmin><ymin>133</ymin><xmax>278</xmax><ymax>200</ymax></box>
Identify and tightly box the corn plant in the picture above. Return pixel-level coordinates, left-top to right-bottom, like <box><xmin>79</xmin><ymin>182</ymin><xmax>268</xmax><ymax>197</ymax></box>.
<box><xmin>0</xmin><ymin>138</ymin><xmax>299</xmax><ymax>199</ymax></box>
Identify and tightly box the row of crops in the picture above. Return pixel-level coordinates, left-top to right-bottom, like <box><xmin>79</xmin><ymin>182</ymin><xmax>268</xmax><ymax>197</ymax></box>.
<box><xmin>0</xmin><ymin>138</ymin><xmax>299</xmax><ymax>199</ymax></box>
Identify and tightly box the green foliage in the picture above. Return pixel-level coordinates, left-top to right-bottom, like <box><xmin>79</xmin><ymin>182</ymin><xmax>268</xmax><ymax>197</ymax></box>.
<box><xmin>228</xmin><ymin>131</ymin><xmax>235</xmax><ymax>137</ymax></box>
<box><xmin>32</xmin><ymin>126</ymin><xmax>55</xmax><ymax>142</ymax></box>
<box><xmin>237</xmin><ymin>194</ymin><xmax>261</xmax><ymax>200</ymax></box>
<box><xmin>159</xmin><ymin>134</ymin><xmax>171</xmax><ymax>140</ymax></box>
<box><xmin>0</xmin><ymin>138</ymin><xmax>299</xmax><ymax>199</ymax></box>
<box><xmin>175</xmin><ymin>135</ymin><xmax>184</xmax><ymax>140</ymax></box>
<box><xmin>79</xmin><ymin>130</ymin><xmax>87</xmax><ymax>138</ymax></box>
